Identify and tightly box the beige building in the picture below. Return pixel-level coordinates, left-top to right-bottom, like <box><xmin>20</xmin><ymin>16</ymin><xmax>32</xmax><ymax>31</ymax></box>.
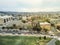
<box><xmin>40</xmin><ymin>22</ymin><xmax>51</xmax><ymax>30</ymax></box>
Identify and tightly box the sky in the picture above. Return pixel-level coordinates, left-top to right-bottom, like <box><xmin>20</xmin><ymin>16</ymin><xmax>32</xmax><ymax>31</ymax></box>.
<box><xmin>0</xmin><ymin>0</ymin><xmax>60</xmax><ymax>12</ymax></box>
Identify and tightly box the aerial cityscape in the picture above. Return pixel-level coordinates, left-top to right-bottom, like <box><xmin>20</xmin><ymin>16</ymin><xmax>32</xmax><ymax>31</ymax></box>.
<box><xmin>0</xmin><ymin>11</ymin><xmax>60</xmax><ymax>45</ymax></box>
<box><xmin>0</xmin><ymin>0</ymin><xmax>60</xmax><ymax>45</ymax></box>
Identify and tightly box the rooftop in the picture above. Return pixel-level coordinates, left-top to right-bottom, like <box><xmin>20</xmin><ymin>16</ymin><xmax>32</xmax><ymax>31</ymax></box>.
<box><xmin>40</xmin><ymin>22</ymin><xmax>50</xmax><ymax>25</ymax></box>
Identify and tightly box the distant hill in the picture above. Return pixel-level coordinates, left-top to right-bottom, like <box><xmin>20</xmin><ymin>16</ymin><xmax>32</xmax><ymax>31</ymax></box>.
<box><xmin>0</xmin><ymin>11</ymin><xmax>20</xmax><ymax>15</ymax></box>
<box><xmin>0</xmin><ymin>11</ymin><xmax>60</xmax><ymax>16</ymax></box>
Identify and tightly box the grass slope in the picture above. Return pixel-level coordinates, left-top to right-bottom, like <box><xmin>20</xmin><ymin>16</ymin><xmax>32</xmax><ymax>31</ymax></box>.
<box><xmin>0</xmin><ymin>36</ymin><xmax>51</xmax><ymax>45</ymax></box>
<box><xmin>55</xmin><ymin>40</ymin><xmax>60</xmax><ymax>45</ymax></box>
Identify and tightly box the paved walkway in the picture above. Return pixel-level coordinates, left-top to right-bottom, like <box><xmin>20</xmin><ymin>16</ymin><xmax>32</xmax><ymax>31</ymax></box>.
<box><xmin>46</xmin><ymin>39</ymin><xmax>57</xmax><ymax>45</ymax></box>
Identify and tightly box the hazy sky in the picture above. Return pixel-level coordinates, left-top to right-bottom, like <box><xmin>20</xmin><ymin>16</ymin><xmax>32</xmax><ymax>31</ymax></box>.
<box><xmin>0</xmin><ymin>0</ymin><xmax>60</xmax><ymax>12</ymax></box>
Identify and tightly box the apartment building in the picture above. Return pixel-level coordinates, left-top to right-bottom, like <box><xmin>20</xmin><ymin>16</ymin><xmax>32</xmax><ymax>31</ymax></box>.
<box><xmin>0</xmin><ymin>15</ymin><xmax>13</xmax><ymax>26</ymax></box>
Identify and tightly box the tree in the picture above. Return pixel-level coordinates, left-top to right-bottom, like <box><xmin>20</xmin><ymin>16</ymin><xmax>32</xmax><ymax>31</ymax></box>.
<box><xmin>22</xmin><ymin>20</ymin><xmax>26</xmax><ymax>23</ymax></box>
<box><xmin>19</xmin><ymin>28</ymin><xmax>22</xmax><ymax>30</ymax></box>
<box><xmin>13</xmin><ymin>24</ymin><xmax>17</xmax><ymax>29</ymax></box>
<box><xmin>44</xmin><ymin>36</ymin><xmax>46</xmax><ymax>40</ymax></box>
<box><xmin>36</xmin><ymin>22</ymin><xmax>42</xmax><ymax>33</ymax></box>
<box><xmin>6</xmin><ymin>27</ymin><xmax>9</xmax><ymax>30</ymax></box>
<box><xmin>2</xmin><ymin>27</ymin><xmax>5</xmax><ymax>29</ymax></box>
<box><xmin>4</xmin><ymin>19</ymin><xmax>6</xmax><ymax>23</ymax></box>
<box><xmin>51</xmin><ymin>23</ymin><xmax>55</xmax><ymax>27</ymax></box>
<box><xmin>57</xmin><ymin>26</ymin><xmax>60</xmax><ymax>30</ymax></box>
<box><xmin>44</xmin><ymin>28</ymin><xmax>48</xmax><ymax>32</ymax></box>
<box><xmin>39</xmin><ymin>37</ymin><xmax>41</xmax><ymax>39</ymax></box>
<box><xmin>45</xmin><ymin>19</ymin><xmax>50</xmax><ymax>23</ymax></box>
<box><xmin>9</xmin><ymin>27</ymin><xmax>13</xmax><ymax>29</ymax></box>
<box><xmin>31</xmin><ymin>17</ymin><xmax>35</xmax><ymax>21</ymax></box>
<box><xmin>32</xmin><ymin>22</ymin><xmax>42</xmax><ymax>33</ymax></box>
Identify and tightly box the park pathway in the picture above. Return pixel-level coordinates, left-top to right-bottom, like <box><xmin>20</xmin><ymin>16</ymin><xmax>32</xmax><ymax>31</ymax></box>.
<box><xmin>46</xmin><ymin>39</ymin><xmax>57</xmax><ymax>45</ymax></box>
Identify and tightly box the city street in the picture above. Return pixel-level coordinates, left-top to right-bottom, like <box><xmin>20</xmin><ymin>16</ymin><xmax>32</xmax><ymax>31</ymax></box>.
<box><xmin>0</xmin><ymin>32</ymin><xmax>60</xmax><ymax>41</ymax></box>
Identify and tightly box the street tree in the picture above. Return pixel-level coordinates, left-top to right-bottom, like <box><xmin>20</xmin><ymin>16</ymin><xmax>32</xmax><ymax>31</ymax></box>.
<box><xmin>32</xmin><ymin>22</ymin><xmax>42</xmax><ymax>33</ymax></box>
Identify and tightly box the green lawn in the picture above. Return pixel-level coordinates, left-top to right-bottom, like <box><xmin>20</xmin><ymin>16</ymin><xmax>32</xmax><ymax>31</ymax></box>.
<box><xmin>55</xmin><ymin>40</ymin><xmax>60</xmax><ymax>45</ymax></box>
<box><xmin>0</xmin><ymin>36</ymin><xmax>52</xmax><ymax>45</ymax></box>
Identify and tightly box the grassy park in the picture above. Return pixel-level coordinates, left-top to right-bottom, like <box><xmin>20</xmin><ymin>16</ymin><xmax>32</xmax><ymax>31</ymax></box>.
<box><xmin>0</xmin><ymin>36</ymin><xmax>52</xmax><ymax>45</ymax></box>
<box><xmin>55</xmin><ymin>40</ymin><xmax>60</xmax><ymax>45</ymax></box>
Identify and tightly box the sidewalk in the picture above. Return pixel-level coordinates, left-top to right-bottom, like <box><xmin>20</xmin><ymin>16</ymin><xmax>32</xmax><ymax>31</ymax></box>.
<box><xmin>46</xmin><ymin>39</ymin><xmax>57</xmax><ymax>45</ymax></box>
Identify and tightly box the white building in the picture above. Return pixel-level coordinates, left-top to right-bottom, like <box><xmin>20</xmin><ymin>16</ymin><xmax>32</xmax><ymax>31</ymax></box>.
<box><xmin>0</xmin><ymin>15</ymin><xmax>13</xmax><ymax>26</ymax></box>
<box><xmin>50</xmin><ymin>19</ymin><xmax>60</xmax><ymax>24</ymax></box>
<box><xmin>22</xmin><ymin>16</ymin><xmax>27</xmax><ymax>20</ymax></box>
